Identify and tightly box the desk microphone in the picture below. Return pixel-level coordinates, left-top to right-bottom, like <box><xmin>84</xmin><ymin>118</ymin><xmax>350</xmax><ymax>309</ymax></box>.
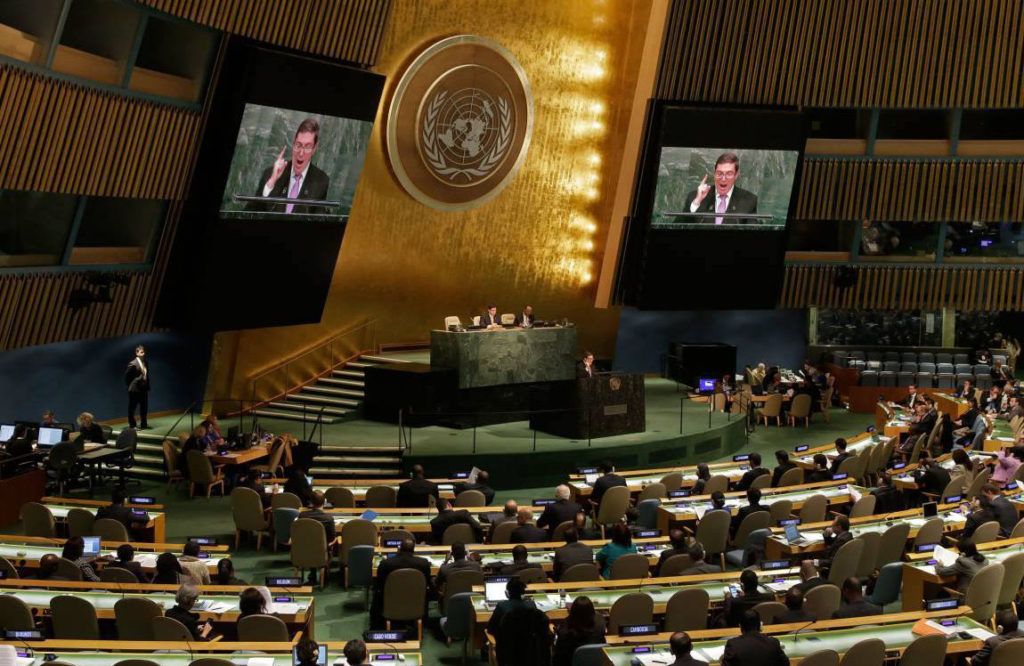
<box><xmin>791</xmin><ymin>619</ymin><xmax>816</xmax><ymax>642</ymax></box>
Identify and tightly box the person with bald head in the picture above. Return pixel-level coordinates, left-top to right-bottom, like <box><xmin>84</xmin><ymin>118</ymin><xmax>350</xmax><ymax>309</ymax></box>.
<box><xmin>537</xmin><ymin>484</ymin><xmax>582</xmax><ymax>537</ymax></box>
<box><xmin>511</xmin><ymin>506</ymin><xmax>547</xmax><ymax>543</ymax></box>
<box><xmin>455</xmin><ymin>469</ymin><xmax>495</xmax><ymax>505</ymax></box>
<box><xmin>397</xmin><ymin>464</ymin><xmax>439</xmax><ymax>508</ymax></box>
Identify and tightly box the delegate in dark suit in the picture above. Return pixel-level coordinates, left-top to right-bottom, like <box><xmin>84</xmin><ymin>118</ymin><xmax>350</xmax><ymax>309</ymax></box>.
<box><xmin>721</xmin><ymin>630</ymin><xmax>789</xmax><ymax>666</ymax></box>
<box><xmin>124</xmin><ymin>354</ymin><xmax>150</xmax><ymax>429</ymax></box>
<box><xmin>397</xmin><ymin>477</ymin><xmax>440</xmax><ymax>508</ymax></box>
<box><xmin>247</xmin><ymin>162</ymin><xmax>330</xmax><ymax>214</ymax></box>
<box><xmin>684</xmin><ymin>186</ymin><xmax>758</xmax><ymax>224</ymax></box>
<box><xmin>972</xmin><ymin>629</ymin><xmax>1024</xmax><ymax>666</ymax></box>
<box><xmin>590</xmin><ymin>472</ymin><xmax>626</xmax><ymax>508</ymax></box>
<box><xmin>430</xmin><ymin>508</ymin><xmax>483</xmax><ymax>544</ymax></box>
<box><xmin>97</xmin><ymin>504</ymin><xmax>135</xmax><ymax>528</ymax></box>
<box><xmin>299</xmin><ymin>507</ymin><xmax>337</xmax><ymax>545</ymax></box>
<box><xmin>456</xmin><ymin>481</ymin><xmax>495</xmax><ymax>505</ymax></box>
<box><xmin>479</xmin><ymin>312</ymin><xmax>500</xmax><ymax>327</ymax></box>
<box><xmin>165</xmin><ymin>606</ymin><xmax>206</xmax><ymax>640</ymax></box>
<box><xmin>990</xmin><ymin>495</ymin><xmax>1019</xmax><ymax>536</ymax></box>
<box><xmin>536</xmin><ymin>499</ymin><xmax>581</xmax><ymax>536</ymax></box>
<box><xmin>552</xmin><ymin>542</ymin><xmax>593</xmax><ymax>581</ymax></box>
<box><xmin>511</xmin><ymin>523</ymin><xmax>548</xmax><ymax>544</ymax></box>
<box><xmin>106</xmin><ymin>560</ymin><xmax>146</xmax><ymax>582</ymax></box>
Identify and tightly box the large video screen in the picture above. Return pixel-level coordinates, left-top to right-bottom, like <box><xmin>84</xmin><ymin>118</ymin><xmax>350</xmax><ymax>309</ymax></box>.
<box><xmin>616</xmin><ymin>106</ymin><xmax>807</xmax><ymax>310</ymax></box>
<box><xmin>220</xmin><ymin>103</ymin><xmax>373</xmax><ymax>220</ymax></box>
<box><xmin>155</xmin><ymin>41</ymin><xmax>385</xmax><ymax>332</ymax></box>
<box><xmin>651</xmin><ymin>146</ymin><xmax>799</xmax><ymax>228</ymax></box>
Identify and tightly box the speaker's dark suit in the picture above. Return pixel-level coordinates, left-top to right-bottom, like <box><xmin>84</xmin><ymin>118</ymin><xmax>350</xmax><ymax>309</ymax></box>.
<box><xmin>124</xmin><ymin>357</ymin><xmax>150</xmax><ymax>428</ymax></box>
<box><xmin>248</xmin><ymin>162</ymin><xmax>330</xmax><ymax>214</ymax></box>
<box><xmin>684</xmin><ymin>186</ymin><xmax>758</xmax><ymax>224</ymax></box>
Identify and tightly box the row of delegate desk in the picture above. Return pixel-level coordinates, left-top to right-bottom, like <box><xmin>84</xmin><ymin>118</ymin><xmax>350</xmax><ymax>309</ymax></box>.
<box><xmin>0</xmin><ymin>641</ymin><xmax>421</xmax><ymax>665</ymax></box>
<box><xmin>877</xmin><ymin>394</ymin><xmax>1021</xmax><ymax>453</ymax></box>
<box><xmin>40</xmin><ymin>496</ymin><xmax>167</xmax><ymax>543</ymax></box>
<box><xmin>0</xmin><ymin>534</ymin><xmax>225</xmax><ymax>575</ymax></box>
<box><xmin>0</xmin><ymin>578</ymin><xmax>314</xmax><ymax>640</ymax></box>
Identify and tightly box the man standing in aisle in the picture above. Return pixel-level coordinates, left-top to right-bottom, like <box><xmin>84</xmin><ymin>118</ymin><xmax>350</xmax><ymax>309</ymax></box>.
<box><xmin>124</xmin><ymin>345</ymin><xmax>150</xmax><ymax>429</ymax></box>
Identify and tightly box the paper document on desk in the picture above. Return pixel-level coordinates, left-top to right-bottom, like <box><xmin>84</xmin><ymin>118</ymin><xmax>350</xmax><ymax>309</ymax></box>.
<box><xmin>273</xmin><ymin>602</ymin><xmax>301</xmax><ymax>614</ymax></box>
<box><xmin>849</xmin><ymin>486</ymin><xmax>862</xmax><ymax>502</ymax></box>
<box><xmin>907</xmin><ymin>518</ymin><xmax>927</xmax><ymax>527</ymax></box>
<box><xmin>207</xmin><ymin>602</ymin><xmax>233</xmax><ymax>613</ymax></box>
<box><xmin>693</xmin><ymin>505</ymin><xmax>708</xmax><ymax>520</ymax></box>
<box><xmin>247</xmin><ymin>659</ymin><xmax>275</xmax><ymax>666</ymax></box>
<box><xmin>697</xmin><ymin>645</ymin><xmax>726</xmax><ymax>662</ymax></box>
<box><xmin>801</xmin><ymin>531</ymin><xmax>825</xmax><ymax>543</ymax></box>
<box><xmin>765</xmin><ymin>580</ymin><xmax>792</xmax><ymax>592</ymax></box>
<box><xmin>135</xmin><ymin>553</ymin><xmax>159</xmax><ymax>568</ymax></box>
<box><xmin>966</xmin><ymin>627</ymin><xmax>997</xmax><ymax>640</ymax></box>
<box><xmin>633</xmin><ymin>652</ymin><xmax>671</xmax><ymax>666</ymax></box>
<box><xmin>933</xmin><ymin>545</ymin><xmax>957</xmax><ymax>567</ymax></box>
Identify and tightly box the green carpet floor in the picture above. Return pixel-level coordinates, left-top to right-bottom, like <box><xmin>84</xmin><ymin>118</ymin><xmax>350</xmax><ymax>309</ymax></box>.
<box><xmin>38</xmin><ymin>406</ymin><xmax>866</xmax><ymax>663</ymax></box>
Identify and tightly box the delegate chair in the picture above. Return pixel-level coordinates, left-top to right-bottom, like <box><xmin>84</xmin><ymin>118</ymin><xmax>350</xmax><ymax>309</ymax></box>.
<box><xmin>638</xmin><ymin>482</ymin><xmax>666</xmax><ymax>502</ymax></box>
<box><xmin>442</xmin><ymin>592</ymin><xmax>477</xmax><ymax>663</ymax></box>
<box><xmin>441</xmin><ymin>569</ymin><xmax>485</xmax><ymax>615</ymax></box>
<box><xmin>750</xmin><ymin>474</ymin><xmax>772</xmax><ymax>491</ymax></box>
<box><xmin>325</xmin><ymin>486</ymin><xmax>356</xmax><ymax>508</ymax></box>
<box><xmin>561</xmin><ymin>564</ymin><xmax>601</xmax><ymax>582</ymax></box>
<box><xmin>186</xmin><ymin>450</ymin><xmax>225</xmax><ymax>498</ymax></box>
<box><xmin>990</xmin><ymin>638</ymin><xmax>1024</xmax><ymax>666</ymax></box>
<box><xmin>0</xmin><ymin>557</ymin><xmax>18</xmax><ymax>580</ymax></box>
<box><xmin>271</xmin><ymin>492</ymin><xmax>302</xmax><ymax>510</ymax></box>
<box><xmin>800</xmin><ymin>651</ymin><xmax>839</xmax><ymax>666</ymax></box>
<box><xmin>101</xmin><ymin>567</ymin><xmax>138</xmax><ymax>583</ymax></box>
<box><xmin>971</xmin><ymin>521</ymin><xmax>1001</xmax><ymax>545</ymax></box>
<box><xmin>113</xmin><ymin>661</ymin><xmax>161</xmax><ymax>666</ymax></box>
<box><xmin>188</xmin><ymin>660</ymin><xmax>234</xmax><ymax>666</ymax></box>
<box><xmin>839</xmin><ymin>638</ymin><xmax>885</xmax><ymax>666</ymax></box>
<box><xmin>346</xmin><ymin>545</ymin><xmax>376</xmax><ymax>607</ymax></box>
<box><xmin>65</xmin><ymin>507</ymin><xmax>95</xmax><ymax>538</ymax></box>
<box><xmin>291</xmin><ymin>517</ymin><xmax>330</xmax><ymax>589</ymax></box>
<box><xmin>340</xmin><ymin>519</ymin><xmax>377</xmax><ymax>587</ymax></box>
<box><xmin>752</xmin><ymin>601</ymin><xmax>787</xmax><ymax>624</ymax></box>
<box><xmin>56</xmin><ymin>557</ymin><xmax>83</xmax><ymax>581</ymax></box>
<box><xmin>757</xmin><ymin>394</ymin><xmax>784</xmax><ymax>426</ymax></box>
<box><xmin>231</xmin><ymin>487</ymin><xmax>271</xmax><ymax>550</ymax></box>
<box><xmin>272</xmin><ymin>507</ymin><xmax>299</xmax><ymax>551</ymax></box>
<box><xmin>959</xmin><ymin>562</ymin><xmax>1005</xmax><ymax>625</ymax></box>
<box><xmin>912</xmin><ymin>518</ymin><xmax>945</xmax><ymax>549</ymax></box>
<box><xmin>804</xmin><ymin>584</ymin><xmax>841</xmax><ymax>620</ymax></box>
<box><xmin>875</xmin><ymin>522</ymin><xmax>911</xmax><ymax>568</ymax></box>
<box><xmin>997</xmin><ymin>552</ymin><xmax>1024</xmax><ymax>610</ymax></box>
<box><xmin>777</xmin><ymin>466</ymin><xmax>804</xmax><ymax>487</ymax></box>
<box><xmin>660</xmin><ymin>472</ymin><xmax>683</xmax><ymax>492</ymax></box>
<box><xmin>658</xmin><ymin>555</ymin><xmax>694</xmax><ymax>578</ymax></box>
<box><xmin>383</xmin><ymin>568</ymin><xmax>427</xmax><ymax>639</ymax></box>
<box><xmin>152</xmin><ymin>616</ymin><xmax>193</xmax><ymax>641</ymax></box>
<box><xmin>609</xmin><ymin>553</ymin><xmax>650</xmax><ymax>580</ymax></box>
<box><xmin>0</xmin><ymin>596</ymin><xmax>34</xmax><ymax>630</ymax></box>
<box><xmin>703</xmin><ymin>475</ymin><xmax>729</xmax><ymax>495</ymax></box>
<box><xmin>251</xmin><ymin>439</ymin><xmax>287</xmax><ymax>478</ymax></box>
<box><xmin>900</xmin><ymin>633</ymin><xmax>948</xmax><ymax>666</ymax></box>
<box><xmin>454</xmin><ymin>489</ymin><xmax>487</xmax><ymax>507</ymax></box>
<box><xmin>768</xmin><ymin>500</ymin><xmax>793</xmax><ymax>524</ymax></box>
<box><xmin>694</xmin><ymin>509</ymin><xmax>730</xmax><ymax>570</ymax></box>
<box><xmin>162</xmin><ymin>440</ymin><xmax>184</xmax><ymax>491</ymax></box>
<box><xmin>827</xmin><ymin>539</ymin><xmax>865</xmax><ymax>585</ymax></box>
<box><xmin>867</xmin><ymin>562</ymin><xmax>903</xmax><ymax>609</ymax></box>
<box><xmin>664</xmin><ymin>588</ymin><xmax>709</xmax><ymax>631</ymax></box>
<box><xmin>595</xmin><ymin>485</ymin><xmax>630</xmax><ymax>536</ymax></box>
<box><xmin>442</xmin><ymin>523</ymin><xmax>478</xmax><ymax>545</ymax></box>
<box><xmin>638</xmin><ymin>499</ymin><xmax>660</xmax><ymax>530</ymax></box>
<box><xmin>848</xmin><ymin>494</ymin><xmax>877</xmax><ymax>519</ymax></box>
<box><xmin>114</xmin><ymin>597</ymin><xmax>162</xmax><ymax>640</ymax></box>
<box><xmin>608</xmin><ymin>593</ymin><xmax>654</xmax><ymax>634</ymax></box>
<box><xmin>94</xmin><ymin>518</ymin><xmax>130</xmax><ymax>542</ymax></box>
<box><xmin>51</xmin><ymin>594</ymin><xmax>100</xmax><ymax>639</ymax></box>
<box><xmin>365</xmin><ymin>485</ymin><xmax>398</xmax><ymax>508</ymax></box>
<box><xmin>491</xmin><ymin>521</ymin><xmax>517</xmax><ymax>544</ymax></box>
<box><xmin>800</xmin><ymin>494</ymin><xmax>828</xmax><ymax>524</ymax></box>
<box><xmin>788</xmin><ymin>393</ymin><xmax>813</xmax><ymax>427</ymax></box>
<box><xmin>855</xmin><ymin>531</ymin><xmax>881</xmax><ymax>578</ymax></box>
<box><xmin>238</xmin><ymin>614</ymin><xmax>290</xmax><ymax>642</ymax></box>
<box><xmin>21</xmin><ymin>502</ymin><xmax>56</xmax><ymax>538</ymax></box>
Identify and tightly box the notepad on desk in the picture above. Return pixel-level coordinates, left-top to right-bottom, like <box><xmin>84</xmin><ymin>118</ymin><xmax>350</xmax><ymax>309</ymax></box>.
<box><xmin>697</xmin><ymin>645</ymin><xmax>726</xmax><ymax>662</ymax></box>
<box><xmin>247</xmin><ymin>659</ymin><xmax>275</xmax><ymax>666</ymax></box>
<box><xmin>933</xmin><ymin>545</ymin><xmax>957</xmax><ymax>568</ymax></box>
<box><xmin>273</xmin><ymin>602</ymin><xmax>301</xmax><ymax>614</ymax></box>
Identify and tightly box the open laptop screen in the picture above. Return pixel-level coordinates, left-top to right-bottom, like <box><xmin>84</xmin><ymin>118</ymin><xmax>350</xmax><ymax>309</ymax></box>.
<box><xmin>485</xmin><ymin>576</ymin><xmax>510</xmax><ymax>603</ymax></box>
<box><xmin>0</xmin><ymin>425</ymin><xmax>14</xmax><ymax>443</ymax></box>
<box><xmin>37</xmin><ymin>427</ymin><xmax>64</xmax><ymax>446</ymax></box>
<box><xmin>82</xmin><ymin>536</ymin><xmax>101</xmax><ymax>557</ymax></box>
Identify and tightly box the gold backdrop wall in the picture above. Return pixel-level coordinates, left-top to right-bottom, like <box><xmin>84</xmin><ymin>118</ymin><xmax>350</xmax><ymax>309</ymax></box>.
<box><xmin>206</xmin><ymin>0</ymin><xmax>653</xmax><ymax>402</ymax></box>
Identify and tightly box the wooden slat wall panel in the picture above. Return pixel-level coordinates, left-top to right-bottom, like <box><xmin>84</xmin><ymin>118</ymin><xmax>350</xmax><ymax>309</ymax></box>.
<box><xmin>0</xmin><ymin>65</ymin><xmax>200</xmax><ymax>199</ymax></box>
<box><xmin>656</xmin><ymin>0</ymin><xmax>1024</xmax><ymax>108</ymax></box>
<box><xmin>0</xmin><ymin>272</ymin><xmax>155</xmax><ymax>351</ymax></box>
<box><xmin>795</xmin><ymin>159</ymin><xmax>1024</xmax><ymax>222</ymax></box>
<box><xmin>138</xmin><ymin>0</ymin><xmax>392</xmax><ymax>67</ymax></box>
<box><xmin>779</xmin><ymin>265</ymin><xmax>1024</xmax><ymax>311</ymax></box>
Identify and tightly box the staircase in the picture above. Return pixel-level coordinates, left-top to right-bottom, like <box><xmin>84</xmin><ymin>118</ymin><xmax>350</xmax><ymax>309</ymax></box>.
<box><xmin>309</xmin><ymin>444</ymin><xmax>405</xmax><ymax>479</ymax></box>
<box><xmin>251</xmin><ymin>354</ymin><xmax>408</xmax><ymax>425</ymax></box>
<box><xmin>108</xmin><ymin>428</ymin><xmax>171</xmax><ymax>481</ymax></box>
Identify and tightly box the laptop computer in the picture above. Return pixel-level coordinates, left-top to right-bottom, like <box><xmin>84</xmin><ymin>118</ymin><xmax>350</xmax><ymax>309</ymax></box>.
<box><xmin>784</xmin><ymin>522</ymin><xmax>808</xmax><ymax>546</ymax></box>
<box><xmin>484</xmin><ymin>576</ymin><xmax>510</xmax><ymax>608</ymax></box>
<box><xmin>0</xmin><ymin>425</ymin><xmax>14</xmax><ymax>443</ymax></box>
<box><xmin>82</xmin><ymin>536</ymin><xmax>101</xmax><ymax>557</ymax></box>
<box><xmin>36</xmin><ymin>427</ymin><xmax>64</xmax><ymax>447</ymax></box>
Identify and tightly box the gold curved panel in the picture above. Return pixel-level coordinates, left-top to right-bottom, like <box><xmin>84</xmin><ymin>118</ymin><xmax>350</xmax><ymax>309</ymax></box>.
<box><xmin>206</xmin><ymin>0</ymin><xmax>655</xmax><ymax>401</ymax></box>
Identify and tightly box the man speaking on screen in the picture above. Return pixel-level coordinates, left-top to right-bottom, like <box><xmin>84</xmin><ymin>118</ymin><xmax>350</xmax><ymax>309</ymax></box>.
<box><xmin>248</xmin><ymin>117</ymin><xmax>331</xmax><ymax>214</ymax></box>
<box><xmin>685</xmin><ymin>152</ymin><xmax>758</xmax><ymax>225</ymax></box>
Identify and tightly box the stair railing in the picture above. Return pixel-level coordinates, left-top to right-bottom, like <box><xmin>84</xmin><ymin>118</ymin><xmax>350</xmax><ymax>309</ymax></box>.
<box><xmin>247</xmin><ymin>318</ymin><xmax>378</xmax><ymax>412</ymax></box>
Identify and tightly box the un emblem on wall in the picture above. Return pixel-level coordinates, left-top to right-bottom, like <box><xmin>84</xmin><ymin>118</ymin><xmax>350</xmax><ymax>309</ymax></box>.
<box><xmin>385</xmin><ymin>35</ymin><xmax>534</xmax><ymax>211</ymax></box>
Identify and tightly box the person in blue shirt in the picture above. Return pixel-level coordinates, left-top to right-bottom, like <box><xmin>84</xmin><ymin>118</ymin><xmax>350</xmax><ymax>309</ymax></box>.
<box><xmin>595</xmin><ymin>522</ymin><xmax>637</xmax><ymax>578</ymax></box>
